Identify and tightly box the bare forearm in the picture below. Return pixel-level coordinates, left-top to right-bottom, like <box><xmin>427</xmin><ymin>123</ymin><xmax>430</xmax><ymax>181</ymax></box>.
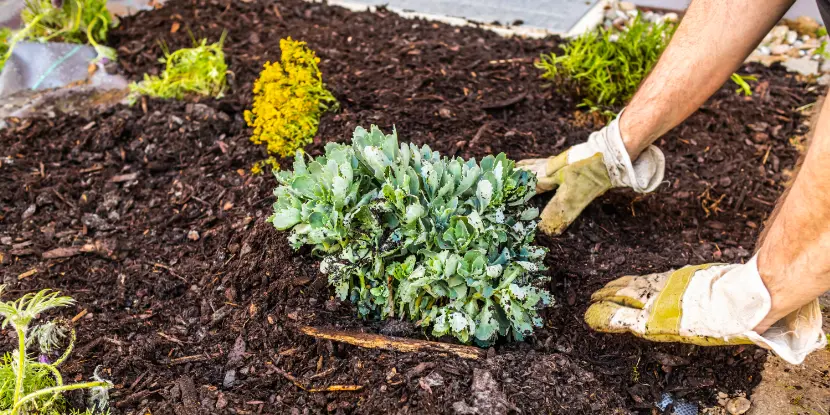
<box><xmin>620</xmin><ymin>0</ymin><xmax>794</xmax><ymax>158</ymax></box>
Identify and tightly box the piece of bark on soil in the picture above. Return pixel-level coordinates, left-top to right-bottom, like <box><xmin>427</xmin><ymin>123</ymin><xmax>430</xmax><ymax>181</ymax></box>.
<box><xmin>300</xmin><ymin>326</ymin><xmax>484</xmax><ymax>360</ymax></box>
<box><xmin>42</xmin><ymin>239</ymin><xmax>116</xmax><ymax>259</ymax></box>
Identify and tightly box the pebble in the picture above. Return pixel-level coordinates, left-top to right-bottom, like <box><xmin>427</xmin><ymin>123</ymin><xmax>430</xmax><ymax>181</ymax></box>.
<box><xmin>770</xmin><ymin>44</ymin><xmax>791</xmax><ymax>55</ymax></box>
<box><xmin>782</xmin><ymin>56</ymin><xmax>819</xmax><ymax>75</ymax></box>
<box><xmin>223</xmin><ymin>369</ymin><xmax>236</xmax><ymax>388</ymax></box>
<box><xmin>757</xmin><ymin>46</ymin><xmax>771</xmax><ymax>56</ymax></box>
<box><xmin>786</xmin><ymin>30</ymin><xmax>799</xmax><ymax>45</ymax></box>
<box><xmin>726</xmin><ymin>397</ymin><xmax>751</xmax><ymax>415</ymax></box>
<box><xmin>21</xmin><ymin>204</ymin><xmax>36</xmax><ymax>220</ymax></box>
<box><xmin>187</xmin><ymin>230</ymin><xmax>200</xmax><ymax>241</ymax></box>
<box><xmin>663</xmin><ymin>12</ymin><xmax>679</xmax><ymax>23</ymax></box>
<box><xmin>821</xmin><ymin>60</ymin><xmax>830</xmax><ymax>72</ymax></box>
<box><xmin>818</xmin><ymin>74</ymin><xmax>830</xmax><ymax>85</ymax></box>
<box><xmin>618</xmin><ymin>1</ymin><xmax>636</xmax><ymax>11</ymax></box>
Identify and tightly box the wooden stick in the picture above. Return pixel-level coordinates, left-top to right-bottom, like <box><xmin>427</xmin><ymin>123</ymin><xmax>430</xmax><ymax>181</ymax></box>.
<box><xmin>300</xmin><ymin>326</ymin><xmax>484</xmax><ymax>360</ymax></box>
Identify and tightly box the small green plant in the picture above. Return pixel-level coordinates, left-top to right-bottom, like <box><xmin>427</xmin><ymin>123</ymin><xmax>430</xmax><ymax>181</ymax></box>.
<box><xmin>536</xmin><ymin>16</ymin><xmax>676</xmax><ymax>110</ymax></box>
<box><xmin>129</xmin><ymin>32</ymin><xmax>228</xmax><ymax>104</ymax></box>
<box><xmin>730</xmin><ymin>73</ymin><xmax>757</xmax><ymax>96</ymax></box>
<box><xmin>0</xmin><ymin>287</ymin><xmax>112</xmax><ymax>415</ymax></box>
<box><xmin>15</xmin><ymin>0</ymin><xmax>115</xmax><ymax>62</ymax></box>
<box><xmin>270</xmin><ymin>125</ymin><xmax>551</xmax><ymax>345</ymax></box>
<box><xmin>0</xmin><ymin>28</ymin><xmax>11</xmax><ymax>72</ymax></box>
<box><xmin>538</xmin><ymin>17</ymin><xmax>755</xmax><ymax>109</ymax></box>
<box><xmin>244</xmin><ymin>37</ymin><xmax>338</xmax><ymax>173</ymax></box>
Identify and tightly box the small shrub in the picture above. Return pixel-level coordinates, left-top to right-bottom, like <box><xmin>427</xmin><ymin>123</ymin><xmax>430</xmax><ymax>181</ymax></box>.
<box><xmin>18</xmin><ymin>0</ymin><xmax>115</xmax><ymax>61</ymax></box>
<box><xmin>270</xmin><ymin>125</ymin><xmax>551</xmax><ymax>345</ymax></box>
<box><xmin>0</xmin><ymin>287</ymin><xmax>112</xmax><ymax>415</ymax></box>
<box><xmin>129</xmin><ymin>32</ymin><xmax>228</xmax><ymax>104</ymax></box>
<box><xmin>536</xmin><ymin>16</ymin><xmax>676</xmax><ymax>110</ymax></box>
<box><xmin>244</xmin><ymin>37</ymin><xmax>337</xmax><ymax>172</ymax></box>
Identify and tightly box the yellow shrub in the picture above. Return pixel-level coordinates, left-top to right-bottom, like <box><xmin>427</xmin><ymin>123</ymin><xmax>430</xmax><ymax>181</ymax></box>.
<box><xmin>244</xmin><ymin>38</ymin><xmax>337</xmax><ymax>171</ymax></box>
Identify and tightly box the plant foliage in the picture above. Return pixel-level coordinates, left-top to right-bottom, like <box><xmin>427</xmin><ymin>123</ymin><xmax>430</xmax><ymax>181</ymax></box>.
<box><xmin>269</xmin><ymin>126</ymin><xmax>552</xmax><ymax>345</ymax></box>
<box><xmin>16</xmin><ymin>0</ymin><xmax>115</xmax><ymax>62</ymax></box>
<box><xmin>0</xmin><ymin>287</ymin><xmax>112</xmax><ymax>415</ymax></box>
<box><xmin>0</xmin><ymin>28</ymin><xmax>11</xmax><ymax>73</ymax></box>
<box><xmin>244</xmin><ymin>37</ymin><xmax>338</xmax><ymax>173</ymax></box>
<box><xmin>536</xmin><ymin>16</ymin><xmax>676</xmax><ymax>110</ymax></box>
<box><xmin>730</xmin><ymin>73</ymin><xmax>756</xmax><ymax>96</ymax></box>
<box><xmin>129</xmin><ymin>32</ymin><xmax>228</xmax><ymax>104</ymax></box>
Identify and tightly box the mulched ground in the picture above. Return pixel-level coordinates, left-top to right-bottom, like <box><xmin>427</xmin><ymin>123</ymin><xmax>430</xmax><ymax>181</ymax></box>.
<box><xmin>0</xmin><ymin>0</ymin><xmax>823</xmax><ymax>413</ymax></box>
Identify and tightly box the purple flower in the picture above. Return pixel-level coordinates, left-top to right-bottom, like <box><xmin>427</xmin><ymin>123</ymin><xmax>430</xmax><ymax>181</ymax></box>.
<box><xmin>51</xmin><ymin>0</ymin><xmax>63</xmax><ymax>8</ymax></box>
<box><xmin>38</xmin><ymin>355</ymin><xmax>50</xmax><ymax>364</ymax></box>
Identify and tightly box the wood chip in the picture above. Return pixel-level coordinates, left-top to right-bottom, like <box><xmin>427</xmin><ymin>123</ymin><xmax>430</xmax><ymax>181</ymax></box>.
<box><xmin>170</xmin><ymin>22</ymin><xmax>181</xmax><ymax>33</ymax></box>
<box><xmin>111</xmin><ymin>172</ymin><xmax>139</xmax><ymax>183</ymax></box>
<box><xmin>71</xmin><ymin>308</ymin><xmax>88</xmax><ymax>322</ymax></box>
<box><xmin>481</xmin><ymin>91</ymin><xmax>528</xmax><ymax>110</ymax></box>
<box><xmin>17</xmin><ymin>269</ymin><xmax>38</xmax><ymax>280</ymax></box>
<box><xmin>300</xmin><ymin>326</ymin><xmax>484</xmax><ymax>360</ymax></box>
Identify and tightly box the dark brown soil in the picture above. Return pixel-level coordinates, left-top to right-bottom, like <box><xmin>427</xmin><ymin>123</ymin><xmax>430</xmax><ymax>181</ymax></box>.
<box><xmin>0</xmin><ymin>0</ymin><xmax>821</xmax><ymax>413</ymax></box>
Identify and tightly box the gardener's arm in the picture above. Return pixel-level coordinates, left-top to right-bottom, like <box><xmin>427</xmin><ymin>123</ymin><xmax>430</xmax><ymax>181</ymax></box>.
<box><xmin>519</xmin><ymin>0</ymin><xmax>796</xmax><ymax>235</ymax></box>
<box><xmin>621</xmin><ymin>0</ymin><xmax>796</xmax><ymax>159</ymax></box>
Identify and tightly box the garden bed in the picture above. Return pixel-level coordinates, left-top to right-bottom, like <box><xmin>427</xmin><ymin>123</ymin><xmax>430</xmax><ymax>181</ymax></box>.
<box><xmin>0</xmin><ymin>0</ymin><xmax>821</xmax><ymax>413</ymax></box>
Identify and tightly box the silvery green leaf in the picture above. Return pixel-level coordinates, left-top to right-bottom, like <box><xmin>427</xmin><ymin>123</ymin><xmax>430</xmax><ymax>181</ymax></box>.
<box><xmin>476</xmin><ymin>180</ymin><xmax>493</xmax><ymax>210</ymax></box>
<box><xmin>271</xmin><ymin>208</ymin><xmax>301</xmax><ymax>229</ymax></box>
<box><xmin>519</xmin><ymin>207</ymin><xmax>539</xmax><ymax>221</ymax></box>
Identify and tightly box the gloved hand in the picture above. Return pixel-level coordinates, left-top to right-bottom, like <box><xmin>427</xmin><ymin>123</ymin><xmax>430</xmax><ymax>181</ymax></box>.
<box><xmin>517</xmin><ymin>111</ymin><xmax>665</xmax><ymax>235</ymax></box>
<box><xmin>585</xmin><ymin>255</ymin><xmax>827</xmax><ymax>364</ymax></box>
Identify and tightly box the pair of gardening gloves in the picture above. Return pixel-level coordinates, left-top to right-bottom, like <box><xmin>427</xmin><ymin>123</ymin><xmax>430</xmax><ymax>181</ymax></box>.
<box><xmin>518</xmin><ymin>111</ymin><xmax>826</xmax><ymax>364</ymax></box>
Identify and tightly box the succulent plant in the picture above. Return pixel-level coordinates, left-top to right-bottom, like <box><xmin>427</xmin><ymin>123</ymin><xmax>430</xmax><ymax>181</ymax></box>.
<box><xmin>270</xmin><ymin>125</ymin><xmax>552</xmax><ymax>345</ymax></box>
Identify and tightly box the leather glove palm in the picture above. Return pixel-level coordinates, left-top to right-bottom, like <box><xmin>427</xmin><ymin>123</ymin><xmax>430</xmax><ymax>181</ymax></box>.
<box><xmin>518</xmin><ymin>113</ymin><xmax>665</xmax><ymax>235</ymax></box>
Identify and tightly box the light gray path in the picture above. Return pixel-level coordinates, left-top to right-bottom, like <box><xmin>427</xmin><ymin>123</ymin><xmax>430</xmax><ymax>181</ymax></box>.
<box><xmin>336</xmin><ymin>0</ymin><xmax>602</xmax><ymax>33</ymax></box>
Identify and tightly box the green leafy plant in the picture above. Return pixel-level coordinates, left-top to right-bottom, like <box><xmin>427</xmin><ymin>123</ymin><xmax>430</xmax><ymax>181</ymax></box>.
<box><xmin>14</xmin><ymin>0</ymin><xmax>115</xmax><ymax>62</ymax></box>
<box><xmin>536</xmin><ymin>16</ymin><xmax>676</xmax><ymax>110</ymax></box>
<box><xmin>129</xmin><ymin>32</ymin><xmax>228</xmax><ymax>104</ymax></box>
<box><xmin>730</xmin><ymin>73</ymin><xmax>757</xmax><ymax>96</ymax></box>
<box><xmin>270</xmin><ymin>125</ymin><xmax>551</xmax><ymax>345</ymax></box>
<box><xmin>0</xmin><ymin>287</ymin><xmax>112</xmax><ymax>415</ymax></box>
<box><xmin>537</xmin><ymin>16</ymin><xmax>755</xmax><ymax>109</ymax></box>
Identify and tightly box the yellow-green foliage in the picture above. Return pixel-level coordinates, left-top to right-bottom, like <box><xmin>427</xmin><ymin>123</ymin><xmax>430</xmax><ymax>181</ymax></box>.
<box><xmin>129</xmin><ymin>33</ymin><xmax>227</xmax><ymax>103</ymax></box>
<box><xmin>244</xmin><ymin>37</ymin><xmax>337</xmax><ymax>172</ymax></box>
<box><xmin>21</xmin><ymin>0</ymin><xmax>112</xmax><ymax>45</ymax></box>
<box><xmin>0</xmin><ymin>28</ymin><xmax>11</xmax><ymax>72</ymax></box>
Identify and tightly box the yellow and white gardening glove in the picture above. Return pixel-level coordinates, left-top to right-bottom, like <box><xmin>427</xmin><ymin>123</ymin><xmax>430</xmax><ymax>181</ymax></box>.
<box><xmin>518</xmin><ymin>111</ymin><xmax>665</xmax><ymax>235</ymax></box>
<box><xmin>585</xmin><ymin>255</ymin><xmax>827</xmax><ymax>364</ymax></box>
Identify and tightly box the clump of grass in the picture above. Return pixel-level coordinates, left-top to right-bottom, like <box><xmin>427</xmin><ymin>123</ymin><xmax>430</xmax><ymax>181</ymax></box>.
<box><xmin>244</xmin><ymin>37</ymin><xmax>338</xmax><ymax>173</ymax></box>
<box><xmin>536</xmin><ymin>16</ymin><xmax>676</xmax><ymax>111</ymax></box>
<box><xmin>129</xmin><ymin>32</ymin><xmax>228</xmax><ymax>104</ymax></box>
<box><xmin>0</xmin><ymin>287</ymin><xmax>112</xmax><ymax>415</ymax></box>
<box><xmin>537</xmin><ymin>16</ymin><xmax>754</xmax><ymax>112</ymax></box>
<box><xmin>16</xmin><ymin>0</ymin><xmax>116</xmax><ymax>62</ymax></box>
<box><xmin>21</xmin><ymin>0</ymin><xmax>111</xmax><ymax>45</ymax></box>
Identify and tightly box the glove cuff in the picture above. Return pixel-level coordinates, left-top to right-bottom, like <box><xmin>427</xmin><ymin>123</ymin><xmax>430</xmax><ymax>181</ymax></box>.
<box><xmin>569</xmin><ymin>109</ymin><xmax>666</xmax><ymax>193</ymax></box>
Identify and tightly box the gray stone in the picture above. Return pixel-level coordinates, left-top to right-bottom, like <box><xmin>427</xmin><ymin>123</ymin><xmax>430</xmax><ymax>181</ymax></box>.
<box><xmin>726</xmin><ymin>397</ymin><xmax>751</xmax><ymax>414</ymax></box>
<box><xmin>782</xmin><ymin>56</ymin><xmax>819</xmax><ymax>75</ymax></box>
<box><xmin>786</xmin><ymin>30</ymin><xmax>799</xmax><ymax>45</ymax></box>
<box><xmin>618</xmin><ymin>1</ymin><xmax>636</xmax><ymax>11</ymax></box>
<box><xmin>222</xmin><ymin>369</ymin><xmax>236</xmax><ymax>388</ymax></box>
<box><xmin>770</xmin><ymin>44</ymin><xmax>791</xmax><ymax>55</ymax></box>
<box><xmin>821</xmin><ymin>59</ymin><xmax>830</xmax><ymax>72</ymax></box>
